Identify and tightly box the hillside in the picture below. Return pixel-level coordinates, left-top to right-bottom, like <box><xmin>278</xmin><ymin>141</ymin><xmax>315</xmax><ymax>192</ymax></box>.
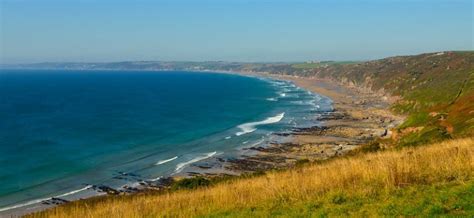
<box><xmin>30</xmin><ymin>138</ymin><xmax>473</xmax><ymax>217</ymax></box>
<box><xmin>281</xmin><ymin>51</ymin><xmax>474</xmax><ymax>147</ymax></box>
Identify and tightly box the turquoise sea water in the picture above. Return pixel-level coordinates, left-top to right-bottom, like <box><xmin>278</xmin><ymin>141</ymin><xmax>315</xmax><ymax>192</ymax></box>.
<box><xmin>0</xmin><ymin>70</ymin><xmax>331</xmax><ymax>211</ymax></box>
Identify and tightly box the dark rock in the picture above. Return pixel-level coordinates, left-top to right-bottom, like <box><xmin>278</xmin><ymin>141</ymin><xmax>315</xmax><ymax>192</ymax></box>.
<box><xmin>93</xmin><ymin>185</ymin><xmax>120</xmax><ymax>195</ymax></box>
<box><xmin>42</xmin><ymin>197</ymin><xmax>69</xmax><ymax>205</ymax></box>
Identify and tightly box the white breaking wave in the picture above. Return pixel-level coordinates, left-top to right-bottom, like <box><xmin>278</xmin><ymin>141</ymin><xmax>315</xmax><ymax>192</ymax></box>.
<box><xmin>56</xmin><ymin>185</ymin><xmax>93</xmax><ymax>198</ymax></box>
<box><xmin>266</xmin><ymin>97</ymin><xmax>277</xmax><ymax>101</ymax></box>
<box><xmin>0</xmin><ymin>197</ymin><xmax>52</xmax><ymax>212</ymax></box>
<box><xmin>279</xmin><ymin>93</ymin><xmax>287</xmax><ymax>97</ymax></box>
<box><xmin>0</xmin><ymin>185</ymin><xmax>92</xmax><ymax>212</ymax></box>
<box><xmin>235</xmin><ymin>113</ymin><xmax>285</xmax><ymax>136</ymax></box>
<box><xmin>149</xmin><ymin>176</ymin><xmax>162</xmax><ymax>182</ymax></box>
<box><xmin>155</xmin><ymin>156</ymin><xmax>178</xmax><ymax>165</ymax></box>
<box><xmin>271</xmin><ymin>81</ymin><xmax>286</xmax><ymax>86</ymax></box>
<box><xmin>175</xmin><ymin>151</ymin><xmax>217</xmax><ymax>173</ymax></box>
<box><xmin>225</xmin><ymin>136</ymin><xmax>231</xmax><ymax>140</ymax></box>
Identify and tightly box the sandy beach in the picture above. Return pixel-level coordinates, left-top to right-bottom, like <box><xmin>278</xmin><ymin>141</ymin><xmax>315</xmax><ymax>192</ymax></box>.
<box><xmin>182</xmin><ymin>72</ymin><xmax>404</xmax><ymax>174</ymax></box>
<box><xmin>220</xmin><ymin>73</ymin><xmax>404</xmax><ymax>173</ymax></box>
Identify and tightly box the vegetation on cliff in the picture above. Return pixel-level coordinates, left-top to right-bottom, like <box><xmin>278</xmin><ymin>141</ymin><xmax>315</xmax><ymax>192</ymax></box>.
<box><xmin>288</xmin><ymin>51</ymin><xmax>474</xmax><ymax>146</ymax></box>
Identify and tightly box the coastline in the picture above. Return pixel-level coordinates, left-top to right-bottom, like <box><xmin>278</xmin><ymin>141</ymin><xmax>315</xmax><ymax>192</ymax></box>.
<box><xmin>1</xmin><ymin>71</ymin><xmax>404</xmax><ymax>217</ymax></box>
<box><xmin>215</xmin><ymin>72</ymin><xmax>404</xmax><ymax>173</ymax></box>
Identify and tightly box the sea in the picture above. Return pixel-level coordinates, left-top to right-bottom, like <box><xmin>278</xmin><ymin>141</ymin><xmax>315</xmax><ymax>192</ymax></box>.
<box><xmin>0</xmin><ymin>70</ymin><xmax>332</xmax><ymax>212</ymax></box>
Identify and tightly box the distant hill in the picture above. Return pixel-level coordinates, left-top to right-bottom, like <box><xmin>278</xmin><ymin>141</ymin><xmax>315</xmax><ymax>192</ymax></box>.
<box><xmin>1</xmin><ymin>60</ymin><xmax>299</xmax><ymax>73</ymax></box>
<box><xmin>282</xmin><ymin>51</ymin><xmax>474</xmax><ymax>146</ymax></box>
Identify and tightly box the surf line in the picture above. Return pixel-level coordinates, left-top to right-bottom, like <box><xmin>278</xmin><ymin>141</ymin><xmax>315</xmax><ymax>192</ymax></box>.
<box><xmin>235</xmin><ymin>113</ymin><xmax>285</xmax><ymax>136</ymax></box>
<box><xmin>155</xmin><ymin>156</ymin><xmax>178</xmax><ymax>165</ymax></box>
<box><xmin>174</xmin><ymin>151</ymin><xmax>218</xmax><ymax>173</ymax></box>
<box><xmin>0</xmin><ymin>185</ymin><xmax>93</xmax><ymax>212</ymax></box>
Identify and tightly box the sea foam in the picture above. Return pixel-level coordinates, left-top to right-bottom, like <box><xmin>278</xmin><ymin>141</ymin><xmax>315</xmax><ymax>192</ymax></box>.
<box><xmin>266</xmin><ymin>97</ymin><xmax>277</xmax><ymax>101</ymax></box>
<box><xmin>149</xmin><ymin>176</ymin><xmax>162</xmax><ymax>182</ymax></box>
<box><xmin>175</xmin><ymin>151</ymin><xmax>218</xmax><ymax>173</ymax></box>
<box><xmin>155</xmin><ymin>156</ymin><xmax>178</xmax><ymax>165</ymax></box>
<box><xmin>0</xmin><ymin>185</ymin><xmax>92</xmax><ymax>212</ymax></box>
<box><xmin>235</xmin><ymin>113</ymin><xmax>285</xmax><ymax>136</ymax></box>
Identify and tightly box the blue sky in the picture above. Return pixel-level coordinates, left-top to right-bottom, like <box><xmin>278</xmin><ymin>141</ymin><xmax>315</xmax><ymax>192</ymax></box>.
<box><xmin>0</xmin><ymin>0</ymin><xmax>472</xmax><ymax>63</ymax></box>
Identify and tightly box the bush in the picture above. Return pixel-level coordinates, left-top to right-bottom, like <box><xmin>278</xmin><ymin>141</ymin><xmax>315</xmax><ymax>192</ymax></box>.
<box><xmin>361</xmin><ymin>141</ymin><xmax>381</xmax><ymax>153</ymax></box>
<box><xmin>171</xmin><ymin>177</ymin><xmax>210</xmax><ymax>190</ymax></box>
<box><xmin>295</xmin><ymin>159</ymin><xmax>310</xmax><ymax>166</ymax></box>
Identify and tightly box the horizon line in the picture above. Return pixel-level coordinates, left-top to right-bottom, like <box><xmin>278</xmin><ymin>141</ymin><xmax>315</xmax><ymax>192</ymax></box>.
<box><xmin>2</xmin><ymin>50</ymin><xmax>473</xmax><ymax>66</ymax></box>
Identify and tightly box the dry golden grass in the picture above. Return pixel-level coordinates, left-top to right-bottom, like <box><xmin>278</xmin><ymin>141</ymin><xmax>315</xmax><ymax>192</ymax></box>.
<box><xmin>31</xmin><ymin>138</ymin><xmax>474</xmax><ymax>218</ymax></box>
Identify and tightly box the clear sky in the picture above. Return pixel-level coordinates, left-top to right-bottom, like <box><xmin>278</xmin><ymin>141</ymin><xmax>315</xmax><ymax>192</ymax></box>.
<box><xmin>0</xmin><ymin>0</ymin><xmax>472</xmax><ymax>63</ymax></box>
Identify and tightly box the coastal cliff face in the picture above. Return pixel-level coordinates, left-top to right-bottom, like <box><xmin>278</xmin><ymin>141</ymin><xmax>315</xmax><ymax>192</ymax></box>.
<box><xmin>282</xmin><ymin>51</ymin><xmax>474</xmax><ymax>147</ymax></box>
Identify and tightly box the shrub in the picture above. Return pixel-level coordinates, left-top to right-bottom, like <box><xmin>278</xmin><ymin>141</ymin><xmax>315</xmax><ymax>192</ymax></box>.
<box><xmin>171</xmin><ymin>177</ymin><xmax>210</xmax><ymax>190</ymax></box>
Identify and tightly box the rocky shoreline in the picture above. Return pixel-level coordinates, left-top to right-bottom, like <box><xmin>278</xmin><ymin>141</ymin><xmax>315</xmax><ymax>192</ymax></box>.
<box><xmin>191</xmin><ymin>74</ymin><xmax>404</xmax><ymax>175</ymax></box>
<box><xmin>134</xmin><ymin>74</ymin><xmax>402</xmax><ymax>183</ymax></box>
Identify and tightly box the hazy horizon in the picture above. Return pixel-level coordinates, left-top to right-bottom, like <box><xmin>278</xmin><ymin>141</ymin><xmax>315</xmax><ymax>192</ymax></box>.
<box><xmin>1</xmin><ymin>0</ymin><xmax>473</xmax><ymax>64</ymax></box>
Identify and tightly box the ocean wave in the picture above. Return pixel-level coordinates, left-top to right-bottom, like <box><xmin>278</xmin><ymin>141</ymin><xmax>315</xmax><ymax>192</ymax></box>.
<box><xmin>225</xmin><ymin>136</ymin><xmax>231</xmax><ymax>140</ymax></box>
<box><xmin>279</xmin><ymin>93</ymin><xmax>286</xmax><ymax>97</ymax></box>
<box><xmin>56</xmin><ymin>185</ymin><xmax>93</xmax><ymax>198</ymax></box>
<box><xmin>270</xmin><ymin>81</ymin><xmax>287</xmax><ymax>86</ymax></box>
<box><xmin>175</xmin><ymin>151</ymin><xmax>218</xmax><ymax>173</ymax></box>
<box><xmin>291</xmin><ymin>99</ymin><xmax>316</xmax><ymax>105</ymax></box>
<box><xmin>235</xmin><ymin>113</ymin><xmax>285</xmax><ymax>136</ymax></box>
<box><xmin>0</xmin><ymin>197</ymin><xmax>52</xmax><ymax>212</ymax></box>
<box><xmin>0</xmin><ymin>185</ymin><xmax>92</xmax><ymax>212</ymax></box>
<box><xmin>148</xmin><ymin>176</ymin><xmax>162</xmax><ymax>182</ymax></box>
<box><xmin>155</xmin><ymin>156</ymin><xmax>178</xmax><ymax>165</ymax></box>
<box><xmin>266</xmin><ymin>97</ymin><xmax>277</xmax><ymax>101</ymax></box>
<box><xmin>290</xmin><ymin>100</ymin><xmax>304</xmax><ymax>105</ymax></box>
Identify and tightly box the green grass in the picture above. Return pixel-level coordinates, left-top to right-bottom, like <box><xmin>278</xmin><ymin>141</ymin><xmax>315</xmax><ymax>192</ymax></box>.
<box><xmin>398</xmin><ymin>126</ymin><xmax>451</xmax><ymax>147</ymax></box>
<box><xmin>398</xmin><ymin>112</ymin><xmax>432</xmax><ymax>128</ymax></box>
<box><xmin>205</xmin><ymin>181</ymin><xmax>474</xmax><ymax>217</ymax></box>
